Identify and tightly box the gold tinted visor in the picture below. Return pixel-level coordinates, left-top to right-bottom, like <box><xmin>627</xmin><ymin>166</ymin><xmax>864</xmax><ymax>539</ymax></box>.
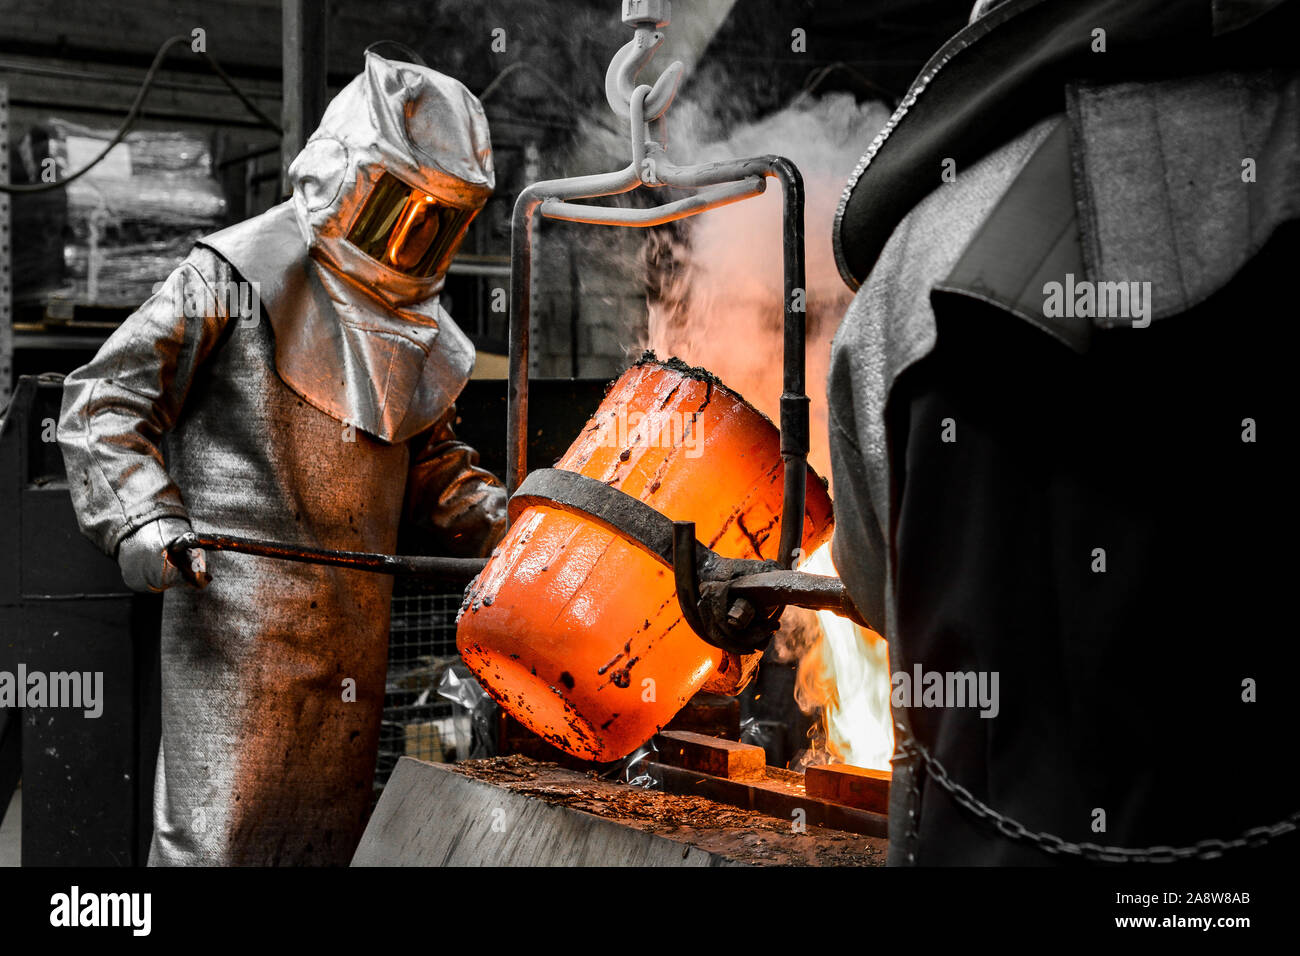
<box><xmin>347</xmin><ymin>172</ymin><xmax>479</xmax><ymax>278</ymax></box>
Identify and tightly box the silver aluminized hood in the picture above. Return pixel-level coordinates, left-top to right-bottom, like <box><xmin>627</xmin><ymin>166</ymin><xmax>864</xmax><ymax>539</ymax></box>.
<box><xmin>289</xmin><ymin>50</ymin><xmax>495</xmax><ymax>306</ymax></box>
<box><xmin>204</xmin><ymin>52</ymin><xmax>495</xmax><ymax>444</ymax></box>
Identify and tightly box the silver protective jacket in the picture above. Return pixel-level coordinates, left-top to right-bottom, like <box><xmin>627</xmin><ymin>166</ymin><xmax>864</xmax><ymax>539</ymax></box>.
<box><xmin>57</xmin><ymin>56</ymin><xmax>506</xmax><ymax>866</ymax></box>
<box><xmin>255</xmin><ymin>49</ymin><xmax>494</xmax><ymax>444</ymax></box>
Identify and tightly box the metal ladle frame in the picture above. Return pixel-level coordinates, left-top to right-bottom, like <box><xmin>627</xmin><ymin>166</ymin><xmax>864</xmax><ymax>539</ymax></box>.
<box><xmin>508</xmin><ymin>3</ymin><xmax>809</xmax><ymax>565</ymax></box>
<box><xmin>512</xmin><ymin>5</ymin><xmax>806</xmax><ymax>574</ymax></box>
<box><xmin>504</xmin><ymin>1</ymin><xmax>869</xmax><ymax>654</ymax></box>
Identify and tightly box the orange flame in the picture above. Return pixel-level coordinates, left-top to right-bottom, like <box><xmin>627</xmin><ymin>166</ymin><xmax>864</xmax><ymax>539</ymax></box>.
<box><xmin>795</xmin><ymin>542</ymin><xmax>894</xmax><ymax>770</ymax></box>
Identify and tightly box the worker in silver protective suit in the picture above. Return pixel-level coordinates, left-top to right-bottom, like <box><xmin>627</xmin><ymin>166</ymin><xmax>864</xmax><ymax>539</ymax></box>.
<box><xmin>57</xmin><ymin>52</ymin><xmax>508</xmax><ymax>866</ymax></box>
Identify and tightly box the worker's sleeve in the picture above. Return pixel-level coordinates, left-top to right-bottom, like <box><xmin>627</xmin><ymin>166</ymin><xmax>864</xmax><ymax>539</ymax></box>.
<box><xmin>827</xmin><ymin>353</ymin><xmax>889</xmax><ymax>636</ymax></box>
<box><xmin>57</xmin><ymin>248</ymin><xmax>234</xmax><ymax>556</ymax></box>
<box><xmin>403</xmin><ymin>405</ymin><xmax>508</xmax><ymax>558</ymax></box>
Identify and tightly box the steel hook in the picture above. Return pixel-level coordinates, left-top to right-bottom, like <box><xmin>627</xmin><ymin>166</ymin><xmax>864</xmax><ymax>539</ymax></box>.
<box><xmin>604</xmin><ymin>28</ymin><xmax>683</xmax><ymax>123</ymax></box>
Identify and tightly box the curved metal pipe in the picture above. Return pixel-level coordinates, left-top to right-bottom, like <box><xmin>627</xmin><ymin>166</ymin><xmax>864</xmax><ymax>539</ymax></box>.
<box><xmin>540</xmin><ymin>178</ymin><xmax>764</xmax><ymax>227</ymax></box>
<box><xmin>767</xmin><ymin>156</ymin><xmax>809</xmax><ymax>569</ymax></box>
<box><xmin>507</xmin><ymin>166</ymin><xmax>642</xmax><ymax>493</ymax></box>
<box><xmin>506</xmin><ymin>187</ymin><xmax>540</xmax><ymax>496</ymax></box>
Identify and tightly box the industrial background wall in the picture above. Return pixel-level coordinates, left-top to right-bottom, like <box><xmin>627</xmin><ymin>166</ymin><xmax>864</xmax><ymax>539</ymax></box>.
<box><xmin>0</xmin><ymin>0</ymin><xmax>968</xmax><ymax>387</ymax></box>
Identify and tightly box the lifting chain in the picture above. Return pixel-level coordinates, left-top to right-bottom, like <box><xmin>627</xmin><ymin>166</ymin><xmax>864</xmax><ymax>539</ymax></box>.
<box><xmin>894</xmin><ymin>725</ymin><xmax>1299</xmax><ymax>863</ymax></box>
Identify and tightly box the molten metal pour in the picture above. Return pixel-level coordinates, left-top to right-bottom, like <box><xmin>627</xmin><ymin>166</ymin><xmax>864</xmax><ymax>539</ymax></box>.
<box><xmin>459</xmin><ymin>357</ymin><xmax>838</xmax><ymax>761</ymax></box>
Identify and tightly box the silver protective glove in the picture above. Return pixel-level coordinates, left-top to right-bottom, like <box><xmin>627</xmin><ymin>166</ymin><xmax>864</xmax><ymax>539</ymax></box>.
<box><xmin>116</xmin><ymin>517</ymin><xmax>209</xmax><ymax>593</ymax></box>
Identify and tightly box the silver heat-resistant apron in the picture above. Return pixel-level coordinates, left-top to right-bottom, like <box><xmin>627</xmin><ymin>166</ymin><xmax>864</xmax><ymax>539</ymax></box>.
<box><xmin>59</xmin><ymin>53</ymin><xmax>506</xmax><ymax>865</ymax></box>
<box><xmin>58</xmin><ymin>244</ymin><xmax>503</xmax><ymax>865</ymax></box>
<box><xmin>153</xmin><ymin>253</ymin><xmax>409</xmax><ymax>865</ymax></box>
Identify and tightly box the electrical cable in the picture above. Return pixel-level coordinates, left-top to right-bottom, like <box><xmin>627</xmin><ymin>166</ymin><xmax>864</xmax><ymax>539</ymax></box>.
<box><xmin>0</xmin><ymin>33</ymin><xmax>282</xmax><ymax>194</ymax></box>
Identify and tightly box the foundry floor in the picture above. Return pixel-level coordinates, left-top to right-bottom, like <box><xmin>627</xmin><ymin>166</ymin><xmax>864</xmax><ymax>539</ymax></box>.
<box><xmin>450</xmin><ymin>755</ymin><xmax>888</xmax><ymax>866</ymax></box>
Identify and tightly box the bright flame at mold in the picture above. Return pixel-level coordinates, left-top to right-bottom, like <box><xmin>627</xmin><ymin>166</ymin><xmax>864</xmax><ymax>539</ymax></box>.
<box><xmin>796</xmin><ymin>542</ymin><xmax>894</xmax><ymax>771</ymax></box>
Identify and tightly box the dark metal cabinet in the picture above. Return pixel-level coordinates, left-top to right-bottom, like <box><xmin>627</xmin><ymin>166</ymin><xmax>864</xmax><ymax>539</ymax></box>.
<box><xmin>0</xmin><ymin>375</ymin><xmax>160</xmax><ymax>866</ymax></box>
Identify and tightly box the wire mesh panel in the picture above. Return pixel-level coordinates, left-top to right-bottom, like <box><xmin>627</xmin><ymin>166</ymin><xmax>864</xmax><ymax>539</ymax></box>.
<box><xmin>375</xmin><ymin>586</ymin><xmax>472</xmax><ymax>794</ymax></box>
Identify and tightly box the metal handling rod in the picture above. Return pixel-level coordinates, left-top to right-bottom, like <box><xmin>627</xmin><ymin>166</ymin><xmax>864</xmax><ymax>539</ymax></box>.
<box><xmin>166</xmin><ymin>531</ymin><xmax>488</xmax><ymax>585</ymax></box>
<box><xmin>668</xmin><ymin>519</ymin><xmax>870</xmax><ymax>656</ymax></box>
<box><xmin>507</xmin><ymin>0</ymin><xmax>810</xmax><ymax>569</ymax></box>
<box><xmin>727</xmin><ymin>570</ymin><xmax>868</xmax><ymax>628</ymax></box>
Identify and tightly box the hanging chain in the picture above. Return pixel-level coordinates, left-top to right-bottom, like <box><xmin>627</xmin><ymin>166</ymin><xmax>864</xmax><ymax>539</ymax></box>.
<box><xmin>894</xmin><ymin>726</ymin><xmax>1300</xmax><ymax>863</ymax></box>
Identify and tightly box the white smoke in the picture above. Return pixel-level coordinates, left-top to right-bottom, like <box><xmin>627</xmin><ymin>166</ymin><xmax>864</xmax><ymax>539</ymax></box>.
<box><xmin>643</xmin><ymin>92</ymin><xmax>890</xmax><ymax>479</ymax></box>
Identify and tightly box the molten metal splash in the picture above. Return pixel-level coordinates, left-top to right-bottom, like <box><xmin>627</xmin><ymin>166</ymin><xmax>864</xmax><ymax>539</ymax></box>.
<box><xmin>796</xmin><ymin>543</ymin><xmax>894</xmax><ymax>770</ymax></box>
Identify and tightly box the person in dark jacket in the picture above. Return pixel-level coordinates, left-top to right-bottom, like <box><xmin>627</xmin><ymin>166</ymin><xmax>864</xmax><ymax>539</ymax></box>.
<box><xmin>828</xmin><ymin>0</ymin><xmax>1300</xmax><ymax>864</ymax></box>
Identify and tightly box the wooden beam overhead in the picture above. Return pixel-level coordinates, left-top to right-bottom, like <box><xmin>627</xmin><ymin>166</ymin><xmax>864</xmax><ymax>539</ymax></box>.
<box><xmin>281</xmin><ymin>0</ymin><xmax>328</xmax><ymax>194</ymax></box>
